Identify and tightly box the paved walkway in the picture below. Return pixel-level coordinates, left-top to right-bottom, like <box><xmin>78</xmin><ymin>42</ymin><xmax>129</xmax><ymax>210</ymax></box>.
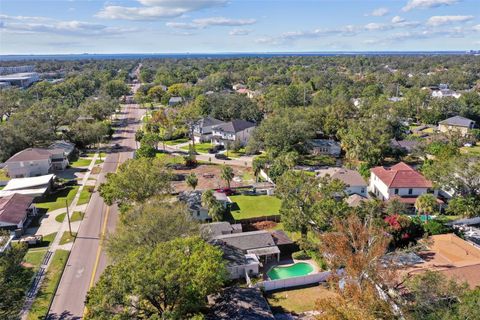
<box><xmin>21</xmin><ymin>153</ymin><xmax>101</xmax><ymax>320</ymax></box>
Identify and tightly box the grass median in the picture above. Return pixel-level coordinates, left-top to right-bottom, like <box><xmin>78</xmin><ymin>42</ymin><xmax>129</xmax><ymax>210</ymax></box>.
<box><xmin>27</xmin><ymin>250</ymin><xmax>70</xmax><ymax>320</ymax></box>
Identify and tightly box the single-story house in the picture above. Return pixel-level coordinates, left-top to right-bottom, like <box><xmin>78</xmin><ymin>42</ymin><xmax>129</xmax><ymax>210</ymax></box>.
<box><xmin>211</xmin><ymin>119</ymin><xmax>256</xmax><ymax>147</ymax></box>
<box><xmin>370</xmin><ymin>162</ymin><xmax>441</xmax><ymax>209</ymax></box>
<box><xmin>193</xmin><ymin>117</ymin><xmax>225</xmax><ymax>143</ymax></box>
<box><xmin>0</xmin><ymin>194</ymin><xmax>37</xmax><ymax>232</ymax></box>
<box><xmin>207</xmin><ymin>286</ymin><xmax>275</xmax><ymax>320</ymax></box>
<box><xmin>0</xmin><ymin>174</ymin><xmax>54</xmax><ymax>198</ymax></box>
<box><xmin>438</xmin><ymin>116</ymin><xmax>476</xmax><ymax>137</ymax></box>
<box><xmin>317</xmin><ymin>167</ymin><xmax>367</xmax><ymax>197</ymax></box>
<box><xmin>211</xmin><ymin>240</ymin><xmax>260</xmax><ymax>279</ymax></box>
<box><xmin>177</xmin><ymin>190</ymin><xmax>210</xmax><ymax>221</ymax></box>
<box><xmin>214</xmin><ymin>230</ymin><xmax>282</xmax><ymax>263</ymax></box>
<box><xmin>201</xmin><ymin>221</ymin><xmax>242</xmax><ymax>238</ymax></box>
<box><xmin>308</xmin><ymin>139</ymin><xmax>341</xmax><ymax>157</ymax></box>
<box><xmin>390</xmin><ymin>139</ymin><xmax>420</xmax><ymax>154</ymax></box>
<box><xmin>168</xmin><ymin>96</ymin><xmax>183</xmax><ymax>106</ymax></box>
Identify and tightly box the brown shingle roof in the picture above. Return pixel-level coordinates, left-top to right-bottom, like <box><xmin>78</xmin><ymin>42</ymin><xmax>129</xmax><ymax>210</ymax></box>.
<box><xmin>317</xmin><ymin>168</ymin><xmax>367</xmax><ymax>187</ymax></box>
<box><xmin>0</xmin><ymin>194</ymin><xmax>33</xmax><ymax>225</ymax></box>
<box><xmin>371</xmin><ymin>162</ymin><xmax>432</xmax><ymax>188</ymax></box>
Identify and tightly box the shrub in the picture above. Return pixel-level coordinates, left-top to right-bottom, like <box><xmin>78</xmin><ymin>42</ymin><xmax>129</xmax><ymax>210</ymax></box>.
<box><xmin>424</xmin><ymin>220</ymin><xmax>451</xmax><ymax>235</ymax></box>
<box><xmin>292</xmin><ymin>250</ymin><xmax>310</xmax><ymax>260</ymax></box>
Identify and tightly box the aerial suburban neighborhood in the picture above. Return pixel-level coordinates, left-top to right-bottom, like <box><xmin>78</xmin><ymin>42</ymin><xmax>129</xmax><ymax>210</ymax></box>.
<box><xmin>1</xmin><ymin>0</ymin><xmax>480</xmax><ymax>319</ymax></box>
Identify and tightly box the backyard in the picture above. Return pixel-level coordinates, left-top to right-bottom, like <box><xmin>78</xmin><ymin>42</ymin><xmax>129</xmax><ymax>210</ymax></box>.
<box><xmin>266</xmin><ymin>285</ymin><xmax>337</xmax><ymax>315</ymax></box>
<box><xmin>229</xmin><ymin>195</ymin><xmax>281</xmax><ymax>220</ymax></box>
<box><xmin>460</xmin><ymin>142</ymin><xmax>480</xmax><ymax>156</ymax></box>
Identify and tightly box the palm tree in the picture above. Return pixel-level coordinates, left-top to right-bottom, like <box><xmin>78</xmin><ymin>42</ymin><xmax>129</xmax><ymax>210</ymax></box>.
<box><xmin>201</xmin><ymin>190</ymin><xmax>223</xmax><ymax>221</ymax></box>
<box><xmin>221</xmin><ymin>165</ymin><xmax>234</xmax><ymax>189</ymax></box>
<box><xmin>186</xmin><ymin>173</ymin><xmax>198</xmax><ymax>190</ymax></box>
<box><xmin>415</xmin><ymin>193</ymin><xmax>437</xmax><ymax>222</ymax></box>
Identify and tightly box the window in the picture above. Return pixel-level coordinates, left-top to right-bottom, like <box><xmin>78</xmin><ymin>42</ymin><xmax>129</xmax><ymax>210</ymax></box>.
<box><xmin>394</xmin><ymin>189</ymin><xmax>399</xmax><ymax>195</ymax></box>
<box><xmin>408</xmin><ymin>188</ymin><xmax>413</xmax><ymax>195</ymax></box>
<box><xmin>361</xmin><ymin>188</ymin><xmax>365</xmax><ymax>194</ymax></box>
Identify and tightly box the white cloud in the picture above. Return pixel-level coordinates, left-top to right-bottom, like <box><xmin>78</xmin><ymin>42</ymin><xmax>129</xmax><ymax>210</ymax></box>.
<box><xmin>473</xmin><ymin>24</ymin><xmax>480</xmax><ymax>32</ymax></box>
<box><xmin>229</xmin><ymin>29</ymin><xmax>252</xmax><ymax>36</ymax></box>
<box><xmin>392</xmin><ymin>16</ymin><xmax>406</xmax><ymax>24</ymax></box>
<box><xmin>402</xmin><ymin>0</ymin><xmax>459</xmax><ymax>12</ymax></box>
<box><xmin>97</xmin><ymin>0</ymin><xmax>227</xmax><ymax>21</ymax></box>
<box><xmin>367</xmin><ymin>7</ymin><xmax>390</xmax><ymax>17</ymax></box>
<box><xmin>426</xmin><ymin>15</ymin><xmax>474</xmax><ymax>26</ymax></box>
<box><xmin>364</xmin><ymin>22</ymin><xmax>391</xmax><ymax>31</ymax></box>
<box><xmin>0</xmin><ymin>14</ymin><xmax>135</xmax><ymax>36</ymax></box>
<box><xmin>166</xmin><ymin>17</ymin><xmax>256</xmax><ymax>29</ymax></box>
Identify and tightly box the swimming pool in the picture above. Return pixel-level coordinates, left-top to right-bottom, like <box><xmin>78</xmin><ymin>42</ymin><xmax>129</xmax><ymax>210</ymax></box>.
<box><xmin>267</xmin><ymin>262</ymin><xmax>314</xmax><ymax>280</ymax></box>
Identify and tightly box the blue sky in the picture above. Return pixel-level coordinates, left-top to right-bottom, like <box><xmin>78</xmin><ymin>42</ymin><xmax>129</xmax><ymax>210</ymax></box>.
<box><xmin>0</xmin><ymin>0</ymin><xmax>479</xmax><ymax>54</ymax></box>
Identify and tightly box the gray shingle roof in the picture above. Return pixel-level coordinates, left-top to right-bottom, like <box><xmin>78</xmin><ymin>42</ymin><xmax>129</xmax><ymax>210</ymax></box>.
<box><xmin>199</xmin><ymin>117</ymin><xmax>225</xmax><ymax>128</ymax></box>
<box><xmin>213</xmin><ymin>119</ymin><xmax>256</xmax><ymax>133</ymax></box>
<box><xmin>439</xmin><ymin>116</ymin><xmax>475</xmax><ymax>128</ymax></box>
<box><xmin>6</xmin><ymin>148</ymin><xmax>53</xmax><ymax>163</ymax></box>
<box><xmin>207</xmin><ymin>287</ymin><xmax>275</xmax><ymax>320</ymax></box>
<box><xmin>214</xmin><ymin>230</ymin><xmax>275</xmax><ymax>251</ymax></box>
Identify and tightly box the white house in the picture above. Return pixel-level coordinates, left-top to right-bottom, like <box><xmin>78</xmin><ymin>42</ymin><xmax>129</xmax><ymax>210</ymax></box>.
<box><xmin>317</xmin><ymin>168</ymin><xmax>367</xmax><ymax>197</ymax></box>
<box><xmin>4</xmin><ymin>148</ymin><xmax>69</xmax><ymax>178</ymax></box>
<box><xmin>211</xmin><ymin>119</ymin><xmax>256</xmax><ymax>147</ymax></box>
<box><xmin>193</xmin><ymin>117</ymin><xmax>225</xmax><ymax>143</ymax></box>
<box><xmin>0</xmin><ymin>174</ymin><xmax>55</xmax><ymax>198</ymax></box>
<box><xmin>370</xmin><ymin>162</ymin><xmax>439</xmax><ymax>206</ymax></box>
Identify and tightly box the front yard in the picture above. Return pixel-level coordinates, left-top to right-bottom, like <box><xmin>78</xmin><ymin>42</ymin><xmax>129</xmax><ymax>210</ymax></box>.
<box><xmin>229</xmin><ymin>195</ymin><xmax>281</xmax><ymax>220</ymax></box>
<box><xmin>164</xmin><ymin>137</ymin><xmax>190</xmax><ymax>146</ymax></box>
<box><xmin>266</xmin><ymin>285</ymin><xmax>337</xmax><ymax>315</ymax></box>
<box><xmin>69</xmin><ymin>158</ymin><xmax>92</xmax><ymax>168</ymax></box>
<box><xmin>460</xmin><ymin>143</ymin><xmax>480</xmax><ymax>156</ymax></box>
<box><xmin>22</xmin><ymin>248</ymin><xmax>47</xmax><ymax>273</ymax></box>
<box><xmin>0</xmin><ymin>169</ymin><xmax>10</xmax><ymax>181</ymax></box>
<box><xmin>34</xmin><ymin>186</ymin><xmax>79</xmax><ymax>212</ymax></box>
<box><xmin>181</xmin><ymin>142</ymin><xmax>213</xmax><ymax>154</ymax></box>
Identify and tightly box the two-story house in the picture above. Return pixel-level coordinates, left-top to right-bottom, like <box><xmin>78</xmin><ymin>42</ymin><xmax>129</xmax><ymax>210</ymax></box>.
<box><xmin>211</xmin><ymin>119</ymin><xmax>256</xmax><ymax>147</ymax></box>
<box><xmin>438</xmin><ymin>116</ymin><xmax>476</xmax><ymax>137</ymax></box>
<box><xmin>4</xmin><ymin>148</ymin><xmax>69</xmax><ymax>178</ymax></box>
<box><xmin>370</xmin><ymin>162</ymin><xmax>438</xmax><ymax>206</ymax></box>
<box><xmin>308</xmin><ymin>139</ymin><xmax>341</xmax><ymax>157</ymax></box>
<box><xmin>193</xmin><ymin>117</ymin><xmax>225</xmax><ymax>143</ymax></box>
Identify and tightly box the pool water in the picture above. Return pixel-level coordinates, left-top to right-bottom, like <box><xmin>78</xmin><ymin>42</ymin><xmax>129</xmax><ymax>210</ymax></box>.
<box><xmin>267</xmin><ymin>262</ymin><xmax>314</xmax><ymax>280</ymax></box>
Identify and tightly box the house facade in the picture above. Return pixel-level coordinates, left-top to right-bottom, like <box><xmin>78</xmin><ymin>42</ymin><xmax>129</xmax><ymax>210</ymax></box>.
<box><xmin>438</xmin><ymin>116</ymin><xmax>476</xmax><ymax>137</ymax></box>
<box><xmin>370</xmin><ymin>162</ymin><xmax>438</xmax><ymax>205</ymax></box>
<box><xmin>193</xmin><ymin>117</ymin><xmax>225</xmax><ymax>143</ymax></box>
<box><xmin>4</xmin><ymin>148</ymin><xmax>69</xmax><ymax>178</ymax></box>
<box><xmin>211</xmin><ymin>119</ymin><xmax>256</xmax><ymax>147</ymax></box>
<box><xmin>0</xmin><ymin>194</ymin><xmax>37</xmax><ymax>233</ymax></box>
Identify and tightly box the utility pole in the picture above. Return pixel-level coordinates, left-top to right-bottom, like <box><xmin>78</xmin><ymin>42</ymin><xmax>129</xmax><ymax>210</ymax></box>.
<box><xmin>65</xmin><ymin>199</ymin><xmax>72</xmax><ymax>236</ymax></box>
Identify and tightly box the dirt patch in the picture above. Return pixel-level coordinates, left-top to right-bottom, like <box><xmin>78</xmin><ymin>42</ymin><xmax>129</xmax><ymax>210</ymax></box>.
<box><xmin>244</xmin><ymin>221</ymin><xmax>279</xmax><ymax>231</ymax></box>
<box><xmin>172</xmin><ymin>164</ymin><xmax>254</xmax><ymax>192</ymax></box>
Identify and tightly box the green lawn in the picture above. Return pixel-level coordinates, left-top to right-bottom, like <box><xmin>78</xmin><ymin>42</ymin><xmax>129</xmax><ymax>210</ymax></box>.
<box><xmin>181</xmin><ymin>142</ymin><xmax>212</xmax><ymax>153</ymax></box>
<box><xmin>164</xmin><ymin>137</ymin><xmax>189</xmax><ymax>146</ymax></box>
<box><xmin>55</xmin><ymin>211</ymin><xmax>84</xmax><ymax>223</ymax></box>
<box><xmin>299</xmin><ymin>154</ymin><xmax>336</xmax><ymax>166</ymax></box>
<box><xmin>460</xmin><ymin>143</ymin><xmax>480</xmax><ymax>156</ymax></box>
<box><xmin>34</xmin><ymin>186</ymin><xmax>79</xmax><ymax>212</ymax></box>
<box><xmin>86</xmin><ymin>152</ymin><xmax>107</xmax><ymax>158</ymax></box>
<box><xmin>55</xmin><ymin>213</ymin><xmax>66</xmax><ymax>223</ymax></box>
<box><xmin>155</xmin><ymin>152</ymin><xmax>184</xmax><ymax>164</ymax></box>
<box><xmin>59</xmin><ymin>232</ymin><xmax>77</xmax><ymax>245</ymax></box>
<box><xmin>23</xmin><ymin>249</ymin><xmax>47</xmax><ymax>273</ymax></box>
<box><xmin>28</xmin><ymin>250</ymin><xmax>69</xmax><ymax>320</ymax></box>
<box><xmin>229</xmin><ymin>195</ymin><xmax>282</xmax><ymax>220</ymax></box>
<box><xmin>69</xmin><ymin>158</ymin><xmax>92</xmax><ymax>168</ymax></box>
<box><xmin>226</xmin><ymin>148</ymin><xmax>246</xmax><ymax>158</ymax></box>
<box><xmin>77</xmin><ymin>187</ymin><xmax>93</xmax><ymax>205</ymax></box>
<box><xmin>71</xmin><ymin>211</ymin><xmax>85</xmax><ymax>222</ymax></box>
<box><xmin>95</xmin><ymin>159</ymin><xmax>104</xmax><ymax>165</ymax></box>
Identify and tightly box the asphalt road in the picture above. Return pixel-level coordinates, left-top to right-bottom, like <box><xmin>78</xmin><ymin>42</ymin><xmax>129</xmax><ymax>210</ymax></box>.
<box><xmin>47</xmin><ymin>102</ymin><xmax>143</xmax><ymax>320</ymax></box>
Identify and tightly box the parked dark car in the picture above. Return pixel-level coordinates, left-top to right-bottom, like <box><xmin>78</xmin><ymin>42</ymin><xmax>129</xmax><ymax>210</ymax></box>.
<box><xmin>208</xmin><ymin>145</ymin><xmax>225</xmax><ymax>154</ymax></box>
<box><xmin>214</xmin><ymin>153</ymin><xmax>228</xmax><ymax>160</ymax></box>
